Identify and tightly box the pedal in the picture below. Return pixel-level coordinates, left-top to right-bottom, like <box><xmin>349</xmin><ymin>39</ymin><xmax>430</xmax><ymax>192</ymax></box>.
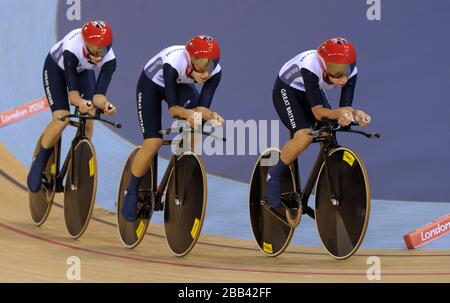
<box><xmin>281</xmin><ymin>192</ymin><xmax>301</xmax><ymax>209</ymax></box>
<box><xmin>137</xmin><ymin>203</ymin><xmax>151</xmax><ymax>220</ymax></box>
<box><xmin>41</xmin><ymin>176</ymin><xmax>52</xmax><ymax>188</ymax></box>
<box><xmin>294</xmin><ymin>192</ymin><xmax>303</xmax><ymax>204</ymax></box>
<box><xmin>137</xmin><ymin>190</ymin><xmax>152</xmax><ymax>205</ymax></box>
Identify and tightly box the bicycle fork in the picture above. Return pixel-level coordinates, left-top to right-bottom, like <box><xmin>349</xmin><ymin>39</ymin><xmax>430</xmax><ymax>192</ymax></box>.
<box><xmin>69</xmin><ymin>122</ymin><xmax>86</xmax><ymax>191</ymax></box>
<box><xmin>154</xmin><ymin>155</ymin><xmax>183</xmax><ymax>209</ymax></box>
<box><xmin>322</xmin><ymin>146</ymin><xmax>340</xmax><ymax>206</ymax></box>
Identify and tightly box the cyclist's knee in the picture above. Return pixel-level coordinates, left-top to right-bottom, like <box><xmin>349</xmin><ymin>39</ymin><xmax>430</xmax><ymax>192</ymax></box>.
<box><xmin>51</xmin><ymin>110</ymin><xmax>70</xmax><ymax>129</ymax></box>
<box><xmin>292</xmin><ymin>128</ymin><xmax>313</xmax><ymax>145</ymax></box>
<box><xmin>141</xmin><ymin>138</ymin><xmax>163</xmax><ymax>155</ymax></box>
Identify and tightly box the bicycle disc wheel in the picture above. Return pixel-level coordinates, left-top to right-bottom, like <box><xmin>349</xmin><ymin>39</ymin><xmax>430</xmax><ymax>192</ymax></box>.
<box><xmin>249</xmin><ymin>148</ymin><xmax>297</xmax><ymax>257</ymax></box>
<box><xmin>64</xmin><ymin>139</ymin><xmax>97</xmax><ymax>239</ymax></box>
<box><xmin>164</xmin><ymin>152</ymin><xmax>207</xmax><ymax>257</ymax></box>
<box><xmin>29</xmin><ymin>134</ymin><xmax>57</xmax><ymax>226</ymax></box>
<box><xmin>315</xmin><ymin>147</ymin><xmax>370</xmax><ymax>259</ymax></box>
<box><xmin>117</xmin><ymin>146</ymin><xmax>153</xmax><ymax>248</ymax></box>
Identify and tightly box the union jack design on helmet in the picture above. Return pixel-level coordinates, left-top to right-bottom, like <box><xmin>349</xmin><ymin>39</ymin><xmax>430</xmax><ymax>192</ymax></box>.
<box><xmin>317</xmin><ymin>37</ymin><xmax>356</xmax><ymax>77</ymax></box>
<box><xmin>81</xmin><ymin>20</ymin><xmax>113</xmax><ymax>57</ymax></box>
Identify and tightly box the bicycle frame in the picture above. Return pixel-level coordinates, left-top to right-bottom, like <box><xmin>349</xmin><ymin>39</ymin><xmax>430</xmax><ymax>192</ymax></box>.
<box><xmin>53</xmin><ymin>115</ymin><xmax>88</xmax><ymax>193</ymax></box>
<box><xmin>151</xmin><ymin>136</ymin><xmax>185</xmax><ymax>208</ymax></box>
<box><xmin>51</xmin><ymin>106</ymin><xmax>121</xmax><ymax>193</ymax></box>
<box><xmin>292</xmin><ymin>130</ymin><xmax>340</xmax><ymax>220</ymax></box>
<box><xmin>289</xmin><ymin>121</ymin><xmax>380</xmax><ymax>221</ymax></box>
<box><xmin>151</xmin><ymin>124</ymin><xmax>224</xmax><ymax>209</ymax></box>
<box><xmin>129</xmin><ymin>120</ymin><xmax>225</xmax><ymax>214</ymax></box>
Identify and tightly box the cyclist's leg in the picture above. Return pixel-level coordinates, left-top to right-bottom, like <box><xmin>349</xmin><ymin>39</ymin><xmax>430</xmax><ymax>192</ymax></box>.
<box><xmin>131</xmin><ymin>74</ymin><xmax>165</xmax><ymax>177</ymax></box>
<box><xmin>41</xmin><ymin>109</ymin><xmax>70</xmax><ymax>149</ymax></box>
<box><xmin>278</xmin><ymin>89</ymin><xmax>329</xmax><ymax>164</ymax></box>
<box><xmin>77</xmin><ymin>70</ymin><xmax>96</xmax><ymax>139</ymax></box>
<box><xmin>266</xmin><ymin>77</ymin><xmax>313</xmax><ymax>208</ymax></box>
<box><xmin>277</xmin><ymin>89</ymin><xmax>330</xmax><ymax>160</ymax></box>
<box><xmin>41</xmin><ymin>54</ymin><xmax>72</xmax><ymax>148</ymax></box>
<box><xmin>28</xmin><ymin>54</ymin><xmax>70</xmax><ymax>192</ymax></box>
<box><xmin>122</xmin><ymin>73</ymin><xmax>163</xmax><ymax>221</ymax></box>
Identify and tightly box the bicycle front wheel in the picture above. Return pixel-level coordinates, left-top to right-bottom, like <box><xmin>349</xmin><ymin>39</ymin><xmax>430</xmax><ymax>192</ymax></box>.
<box><xmin>164</xmin><ymin>152</ymin><xmax>207</xmax><ymax>257</ymax></box>
<box><xmin>64</xmin><ymin>139</ymin><xmax>97</xmax><ymax>239</ymax></box>
<box><xmin>315</xmin><ymin>147</ymin><xmax>370</xmax><ymax>260</ymax></box>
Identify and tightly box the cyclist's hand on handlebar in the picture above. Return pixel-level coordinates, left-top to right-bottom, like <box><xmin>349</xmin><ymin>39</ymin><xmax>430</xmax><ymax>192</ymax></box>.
<box><xmin>78</xmin><ymin>100</ymin><xmax>93</xmax><ymax>114</ymax></box>
<box><xmin>212</xmin><ymin>112</ymin><xmax>225</xmax><ymax>128</ymax></box>
<box><xmin>93</xmin><ymin>94</ymin><xmax>116</xmax><ymax>116</ymax></box>
<box><xmin>103</xmin><ymin>102</ymin><xmax>116</xmax><ymax>116</ymax></box>
<box><xmin>336</xmin><ymin>107</ymin><xmax>355</xmax><ymax>126</ymax></box>
<box><xmin>68</xmin><ymin>91</ymin><xmax>92</xmax><ymax>114</ymax></box>
<box><xmin>186</xmin><ymin>109</ymin><xmax>202</xmax><ymax>128</ymax></box>
<box><xmin>354</xmin><ymin>109</ymin><xmax>371</xmax><ymax>127</ymax></box>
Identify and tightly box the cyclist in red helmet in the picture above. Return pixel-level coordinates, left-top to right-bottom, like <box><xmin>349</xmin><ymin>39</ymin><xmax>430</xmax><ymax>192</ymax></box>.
<box><xmin>27</xmin><ymin>20</ymin><xmax>117</xmax><ymax>193</ymax></box>
<box><xmin>121</xmin><ymin>35</ymin><xmax>225</xmax><ymax>221</ymax></box>
<box><xmin>266</xmin><ymin>37</ymin><xmax>372</xmax><ymax>209</ymax></box>
<box><xmin>81</xmin><ymin>20</ymin><xmax>114</xmax><ymax>63</ymax></box>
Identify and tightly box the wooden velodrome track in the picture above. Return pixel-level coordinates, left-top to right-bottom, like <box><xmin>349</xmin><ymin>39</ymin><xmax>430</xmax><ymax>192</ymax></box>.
<box><xmin>0</xmin><ymin>143</ymin><xmax>449</xmax><ymax>282</ymax></box>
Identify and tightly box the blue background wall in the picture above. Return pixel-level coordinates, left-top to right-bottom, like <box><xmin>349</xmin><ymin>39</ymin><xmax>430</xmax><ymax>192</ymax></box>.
<box><xmin>58</xmin><ymin>0</ymin><xmax>450</xmax><ymax>202</ymax></box>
